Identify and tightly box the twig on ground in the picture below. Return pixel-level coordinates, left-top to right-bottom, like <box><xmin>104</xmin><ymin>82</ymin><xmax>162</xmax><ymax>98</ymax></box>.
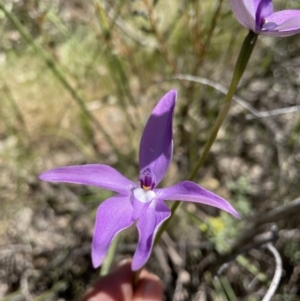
<box><xmin>262</xmin><ymin>243</ymin><xmax>282</xmax><ymax>301</ymax></box>
<box><xmin>153</xmin><ymin>245</ymin><xmax>172</xmax><ymax>285</ymax></box>
<box><xmin>253</xmin><ymin>197</ymin><xmax>300</xmax><ymax>226</ymax></box>
<box><xmin>162</xmin><ymin>232</ymin><xmax>184</xmax><ymax>267</ymax></box>
<box><xmin>246</xmin><ymin>105</ymin><xmax>300</xmax><ymax>119</ymax></box>
<box><xmin>20</xmin><ymin>270</ymin><xmax>32</xmax><ymax>301</ymax></box>
<box><xmin>202</xmin><ymin>197</ymin><xmax>300</xmax><ymax>273</ymax></box>
<box><xmin>171</xmin><ymin>74</ymin><xmax>300</xmax><ymax>121</ymax></box>
<box><xmin>170</xmin><ymin>74</ymin><xmax>261</xmax><ymax>117</ymax></box>
<box><xmin>217</xmin><ymin>226</ymin><xmax>277</xmax><ymax>277</ymax></box>
<box><xmin>172</xmin><ymin>241</ymin><xmax>190</xmax><ymax>301</ymax></box>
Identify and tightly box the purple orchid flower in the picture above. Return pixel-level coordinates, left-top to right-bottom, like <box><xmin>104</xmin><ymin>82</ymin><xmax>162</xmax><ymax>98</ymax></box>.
<box><xmin>229</xmin><ymin>0</ymin><xmax>300</xmax><ymax>37</ymax></box>
<box><xmin>39</xmin><ymin>90</ymin><xmax>239</xmax><ymax>271</ymax></box>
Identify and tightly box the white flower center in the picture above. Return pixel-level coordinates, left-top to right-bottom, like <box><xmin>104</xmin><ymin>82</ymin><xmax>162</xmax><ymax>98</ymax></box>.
<box><xmin>133</xmin><ymin>188</ymin><xmax>156</xmax><ymax>203</ymax></box>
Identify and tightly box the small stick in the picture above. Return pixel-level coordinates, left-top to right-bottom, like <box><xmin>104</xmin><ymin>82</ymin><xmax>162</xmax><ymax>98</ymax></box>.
<box><xmin>262</xmin><ymin>243</ymin><xmax>282</xmax><ymax>301</ymax></box>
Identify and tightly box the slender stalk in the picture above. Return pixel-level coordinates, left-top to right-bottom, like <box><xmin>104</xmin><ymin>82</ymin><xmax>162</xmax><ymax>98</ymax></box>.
<box><xmin>100</xmin><ymin>234</ymin><xmax>120</xmax><ymax>276</ymax></box>
<box><xmin>133</xmin><ymin>32</ymin><xmax>258</xmax><ymax>281</ymax></box>
<box><xmin>154</xmin><ymin>31</ymin><xmax>258</xmax><ymax>248</ymax></box>
<box><xmin>189</xmin><ymin>30</ymin><xmax>257</xmax><ymax>179</ymax></box>
<box><xmin>0</xmin><ymin>2</ymin><xmax>121</xmax><ymax>158</ymax></box>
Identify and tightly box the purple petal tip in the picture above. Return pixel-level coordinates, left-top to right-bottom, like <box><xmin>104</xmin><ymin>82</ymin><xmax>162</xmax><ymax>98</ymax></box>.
<box><xmin>139</xmin><ymin>90</ymin><xmax>177</xmax><ymax>185</ymax></box>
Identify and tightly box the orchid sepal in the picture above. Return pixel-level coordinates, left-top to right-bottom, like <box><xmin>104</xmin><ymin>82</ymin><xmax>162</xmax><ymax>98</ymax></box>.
<box><xmin>39</xmin><ymin>90</ymin><xmax>239</xmax><ymax>271</ymax></box>
<box><xmin>229</xmin><ymin>0</ymin><xmax>300</xmax><ymax>37</ymax></box>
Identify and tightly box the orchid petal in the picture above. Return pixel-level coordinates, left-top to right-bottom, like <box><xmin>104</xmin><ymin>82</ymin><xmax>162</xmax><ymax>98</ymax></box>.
<box><xmin>262</xmin><ymin>10</ymin><xmax>300</xmax><ymax>36</ymax></box>
<box><xmin>229</xmin><ymin>0</ymin><xmax>256</xmax><ymax>31</ymax></box>
<box><xmin>131</xmin><ymin>189</ymin><xmax>152</xmax><ymax>221</ymax></box>
<box><xmin>158</xmin><ymin>181</ymin><xmax>240</xmax><ymax>218</ymax></box>
<box><xmin>255</xmin><ymin>0</ymin><xmax>273</xmax><ymax>29</ymax></box>
<box><xmin>39</xmin><ymin>164</ymin><xmax>136</xmax><ymax>195</ymax></box>
<box><xmin>229</xmin><ymin>0</ymin><xmax>300</xmax><ymax>37</ymax></box>
<box><xmin>132</xmin><ymin>201</ymin><xmax>171</xmax><ymax>271</ymax></box>
<box><xmin>92</xmin><ymin>195</ymin><xmax>134</xmax><ymax>268</ymax></box>
<box><xmin>139</xmin><ymin>90</ymin><xmax>176</xmax><ymax>185</ymax></box>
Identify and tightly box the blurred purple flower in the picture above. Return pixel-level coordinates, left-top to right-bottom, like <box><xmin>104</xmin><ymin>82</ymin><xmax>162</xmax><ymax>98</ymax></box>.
<box><xmin>229</xmin><ymin>0</ymin><xmax>300</xmax><ymax>37</ymax></box>
<box><xmin>39</xmin><ymin>90</ymin><xmax>239</xmax><ymax>271</ymax></box>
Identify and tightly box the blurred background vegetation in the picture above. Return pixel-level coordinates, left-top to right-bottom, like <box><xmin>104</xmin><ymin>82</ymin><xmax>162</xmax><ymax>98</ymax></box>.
<box><xmin>0</xmin><ymin>0</ymin><xmax>300</xmax><ymax>300</ymax></box>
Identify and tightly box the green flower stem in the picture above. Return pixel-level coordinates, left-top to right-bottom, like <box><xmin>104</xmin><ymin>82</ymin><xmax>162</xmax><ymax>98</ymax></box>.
<box><xmin>0</xmin><ymin>2</ymin><xmax>121</xmax><ymax>158</ymax></box>
<box><xmin>189</xmin><ymin>30</ymin><xmax>258</xmax><ymax>180</ymax></box>
<box><xmin>154</xmin><ymin>30</ymin><xmax>258</xmax><ymax>248</ymax></box>
<box><xmin>134</xmin><ymin>31</ymin><xmax>257</xmax><ymax>281</ymax></box>
<box><xmin>100</xmin><ymin>234</ymin><xmax>120</xmax><ymax>276</ymax></box>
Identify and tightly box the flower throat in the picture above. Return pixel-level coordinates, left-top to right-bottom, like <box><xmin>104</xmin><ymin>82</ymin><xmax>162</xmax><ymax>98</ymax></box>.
<box><xmin>138</xmin><ymin>168</ymin><xmax>156</xmax><ymax>190</ymax></box>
